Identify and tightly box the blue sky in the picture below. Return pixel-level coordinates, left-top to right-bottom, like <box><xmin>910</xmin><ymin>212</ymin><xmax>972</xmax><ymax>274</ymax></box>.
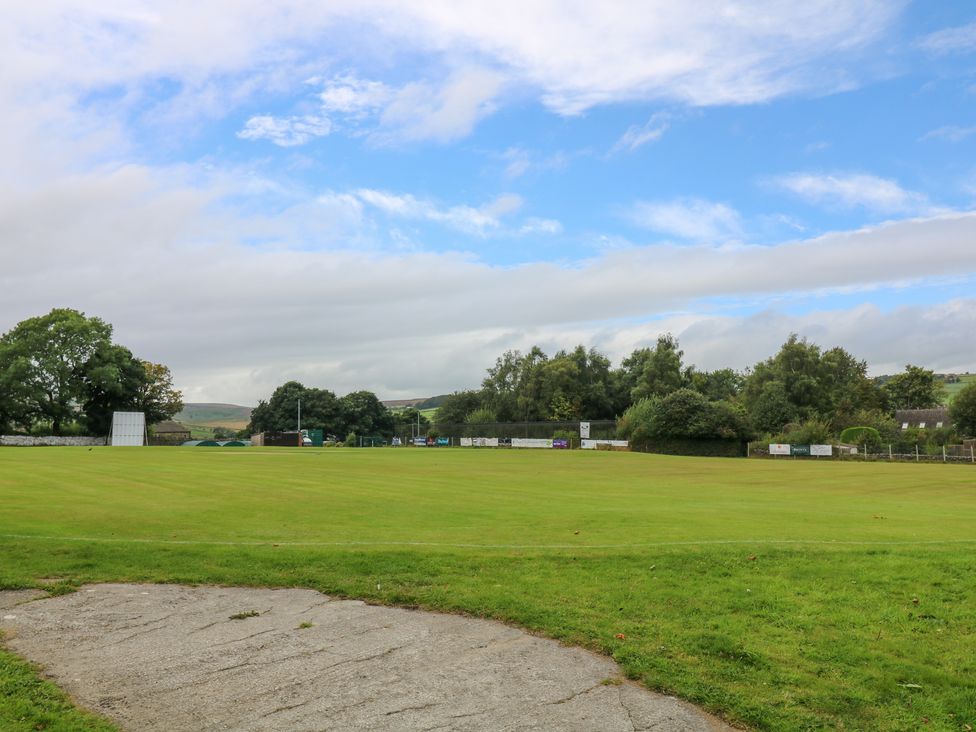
<box><xmin>1</xmin><ymin>2</ymin><xmax>975</xmax><ymax>404</ymax></box>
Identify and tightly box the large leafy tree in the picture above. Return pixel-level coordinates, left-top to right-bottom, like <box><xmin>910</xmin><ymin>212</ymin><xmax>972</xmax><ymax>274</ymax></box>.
<box><xmin>434</xmin><ymin>390</ymin><xmax>484</xmax><ymax>425</ymax></box>
<box><xmin>882</xmin><ymin>365</ymin><xmax>946</xmax><ymax>410</ymax></box>
<box><xmin>630</xmin><ymin>334</ymin><xmax>688</xmax><ymax>402</ymax></box>
<box><xmin>742</xmin><ymin>335</ymin><xmax>879</xmax><ymax>430</ymax></box>
<box><xmin>135</xmin><ymin>361</ymin><xmax>184</xmax><ymax>426</ymax></box>
<box><xmin>949</xmin><ymin>382</ymin><xmax>976</xmax><ymax>437</ymax></box>
<box><xmin>0</xmin><ymin>308</ymin><xmax>113</xmax><ymax>434</ymax></box>
<box><xmin>80</xmin><ymin>344</ymin><xmax>147</xmax><ymax>435</ymax></box>
<box><xmin>248</xmin><ymin>381</ymin><xmax>342</xmax><ymax>434</ymax></box>
<box><xmin>338</xmin><ymin>390</ymin><xmax>394</xmax><ymax>437</ymax></box>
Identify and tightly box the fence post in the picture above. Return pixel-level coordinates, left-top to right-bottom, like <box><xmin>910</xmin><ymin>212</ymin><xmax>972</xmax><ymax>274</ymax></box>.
<box><xmin>863</xmin><ymin>443</ymin><xmax>867</xmax><ymax>460</ymax></box>
<box><xmin>888</xmin><ymin>444</ymin><xmax>892</xmax><ymax>461</ymax></box>
<box><xmin>915</xmin><ymin>444</ymin><xmax>919</xmax><ymax>462</ymax></box>
<box><xmin>943</xmin><ymin>445</ymin><xmax>946</xmax><ymax>463</ymax></box>
<box><xmin>971</xmin><ymin>446</ymin><xmax>974</xmax><ymax>464</ymax></box>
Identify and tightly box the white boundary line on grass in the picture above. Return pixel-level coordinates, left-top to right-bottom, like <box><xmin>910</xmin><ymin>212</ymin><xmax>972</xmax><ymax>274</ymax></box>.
<box><xmin>1</xmin><ymin>533</ymin><xmax>974</xmax><ymax>549</ymax></box>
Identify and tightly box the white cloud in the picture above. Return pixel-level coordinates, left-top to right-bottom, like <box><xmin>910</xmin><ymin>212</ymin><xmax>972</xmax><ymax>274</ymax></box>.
<box><xmin>612</xmin><ymin>113</ymin><xmax>670</xmax><ymax>153</ymax></box>
<box><xmin>519</xmin><ymin>218</ymin><xmax>563</xmax><ymax>235</ymax></box>
<box><xmin>0</xmin><ymin>1</ymin><xmax>905</xmax><ymax>165</ymax></box>
<box><xmin>237</xmin><ymin>114</ymin><xmax>331</xmax><ymax>147</ymax></box>
<box><xmin>629</xmin><ymin>198</ymin><xmax>743</xmax><ymax>242</ymax></box>
<box><xmin>502</xmin><ymin>148</ymin><xmax>531</xmax><ymax>178</ymax></box>
<box><xmin>768</xmin><ymin>172</ymin><xmax>932</xmax><ymax>214</ymax></box>
<box><xmin>916</xmin><ymin>21</ymin><xmax>976</xmax><ymax>55</ymax></box>
<box><xmin>4</xmin><ymin>162</ymin><xmax>975</xmax><ymax>403</ymax></box>
<box><xmin>595</xmin><ymin>299</ymin><xmax>976</xmax><ymax>377</ymax></box>
<box><xmin>354</xmin><ymin>188</ymin><xmax>522</xmax><ymax>235</ymax></box>
<box><xmin>396</xmin><ymin>1</ymin><xmax>901</xmax><ymax>113</ymax></box>
<box><xmin>921</xmin><ymin>125</ymin><xmax>976</xmax><ymax>143</ymax></box>
<box><xmin>498</xmin><ymin>147</ymin><xmax>571</xmax><ymax>179</ymax></box>
<box><xmin>375</xmin><ymin>68</ymin><xmax>505</xmax><ymax>144</ymax></box>
<box><xmin>319</xmin><ymin>74</ymin><xmax>392</xmax><ymax>116</ymax></box>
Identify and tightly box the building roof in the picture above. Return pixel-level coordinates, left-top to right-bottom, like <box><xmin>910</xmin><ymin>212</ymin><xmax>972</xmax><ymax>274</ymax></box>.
<box><xmin>894</xmin><ymin>408</ymin><xmax>949</xmax><ymax>428</ymax></box>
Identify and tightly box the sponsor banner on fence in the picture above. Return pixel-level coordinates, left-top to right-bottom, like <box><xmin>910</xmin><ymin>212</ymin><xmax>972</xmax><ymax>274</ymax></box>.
<box><xmin>553</xmin><ymin>439</ymin><xmax>569</xmax><ymax>449</ymax></box>
<box><xmin>472</xmin><ymin>437</ymin><xmax>499</xmax><ymax>448</ymax></box>
<box><xmin>512</xmin><ymin>438</ymin><xmax>553</xmax><ymax>449</ymax></box>
<box><xmin>436</xmin><ymin>437</ymin><xmax>450</xmax><ymax>447</ymax></box>
<box><xmin>460</xmin><ymin>437</ymin><xmax>473</xmax><ymax>447</ymax></box>
<box><xmin>769</xmin><ymin>443</ymin><xmax>791</xmax><ymax>455</ymax></box>
<box><xmin>791</xmin><ymin>444</ymin><xmax>811</xmax><ymax>456</ymax></box>
<box><xmin>581</xmin><ymin>439</ymin><xmax>629</xmax><ymax>450</ymax></box>
<box><xmin>413</xmin><ymin>436</ymin><xmax>427</xmax><ymax>447</ymax></box>
<box><xmin>810</xmin><ymin>444</ymin><xmax>833</xmax><ymax>457</ymax></box>
<box><xmin>579</xmin><ymin>422</ymin><xmax>590</xmax><ymax>439</ymax></box>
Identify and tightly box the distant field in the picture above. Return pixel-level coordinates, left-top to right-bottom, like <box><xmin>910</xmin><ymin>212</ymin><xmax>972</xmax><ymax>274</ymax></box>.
<box><xmin>1</xmin><ymin>449</ymin><xmax>974</xmax><ymax>731</ymax></box>
<box><xmin>174</xmin><ymin>403</ymin><xmax>252</xmax><ymax>426</ymax></box>
<box><xmin>943</xmin><ymin>374</ymin><xmax>976</xmax><ymax>404</ymax></box>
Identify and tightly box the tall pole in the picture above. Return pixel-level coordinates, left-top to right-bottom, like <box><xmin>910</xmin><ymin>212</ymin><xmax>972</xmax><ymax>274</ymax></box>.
<box><xmin>298</xmin><ymin>398</ymin><xmax>302</xmax><ymax>433</ymax></box>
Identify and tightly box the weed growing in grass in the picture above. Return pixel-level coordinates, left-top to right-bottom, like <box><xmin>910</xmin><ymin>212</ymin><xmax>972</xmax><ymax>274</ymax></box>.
<box><xmin>228</xmin><ymin>610</ymin><xmax>260</xmax><ymax>620</ymax></box>
<box><xmin>44</xmin><ymin>582</ymin><xmax>78</xmax><ymax>597</ymax></box>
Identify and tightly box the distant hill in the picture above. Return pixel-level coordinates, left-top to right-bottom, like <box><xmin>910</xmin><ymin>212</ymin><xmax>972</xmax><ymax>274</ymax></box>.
<box><xmin>382</xmin><ymin>394</ymin><xmax>451</xmax><ymax>412</ymax></box>
<box><xmin>175</xmin><ymin>403</ymin><xmax>253</xmax><ymax>429</ymax></box>
<box><xmin>381</xmin><ymin>398</ymin><xmax>428</xmax><ymax>409</ymax></box>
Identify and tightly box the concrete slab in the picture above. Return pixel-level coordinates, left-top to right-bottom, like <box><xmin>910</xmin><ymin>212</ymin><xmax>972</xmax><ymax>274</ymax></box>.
<box><xmin>0</xmin><ymin>584</ymin><xmax>736</xmax><ymax>731</ymax></box>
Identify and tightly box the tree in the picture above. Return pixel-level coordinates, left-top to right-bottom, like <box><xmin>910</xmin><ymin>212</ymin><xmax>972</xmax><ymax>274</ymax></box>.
<box><xmin>434</xmin><ymin>390</ymin><xmax>484</xmax><ymax>425</ymax></box>
<box><xmin>397</xmin><ymin>407</ymin><xmax>431</xmax><ymax>431</ymax></box>
<box><xmin>80</xmin><ymin>344</ymin><xmax>147</xmax><ymax>435</ymax></box>
<box><xmin>950</xmin><ymin>382</ymin><xmax>976</xmax><ymax>437</ymax></box>
<box><xmin>0</xmin><ymin>308</ymin><xmax>112</xmax><ymax>434</ymax></box>
<box><xmin>339</xmin><ymin>390</ymin><xmax>394</xmax><ymax>437</ymax></box>
<box><xmin>883</xmin><ymin>365</ymin><xmax>946</xmax><ymax>410</ymax></box>
<box><xmin>134</xmin><ymin>361</ymin><xmax>183</xmax><ymax>426</ymax></box>
<box><xmin>631</xmin><ymin>335</ymin><xmax>687</xmax><ymax>402</ymax></box>
<box><xmin>688</xmin><ymin>368</ymin><xmax>743</xmax><ymax>402</ymax></box>
<box><xmin>742</xmin><ymin>335</ymin><xmax>879</xmax><ymax>428</ymax></box>
<box><xmin>617</xmin><ymin>389</ymin><xmax>752</xmax><ymax>442</ymax></box>
<box><xmin>750</xmin><ymin>381</ymin><xmax>795</xmax><ymax>434</ymax></box>
<box><xmin>248</xmin><ymin>381</ymin><xmax>342</xmax><ymax>434</ymax></box>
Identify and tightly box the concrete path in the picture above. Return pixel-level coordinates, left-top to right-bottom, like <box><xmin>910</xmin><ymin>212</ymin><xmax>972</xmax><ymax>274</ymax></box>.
<box><xmin>1</xmin><ymin>584</ymin><xmax>735</xmax><ymax>731</ymax></box>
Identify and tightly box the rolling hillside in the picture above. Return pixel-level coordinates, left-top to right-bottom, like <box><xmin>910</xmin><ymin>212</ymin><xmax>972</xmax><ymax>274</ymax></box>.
<box><xmin>175</xmin><ymin>403</ymin><xmax>253</xmax><ymax>430</ymax></box>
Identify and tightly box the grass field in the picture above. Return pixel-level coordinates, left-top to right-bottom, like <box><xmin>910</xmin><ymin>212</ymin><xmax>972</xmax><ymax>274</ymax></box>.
<box><xmin>943</xmin><ymin>374</ymin><xmax>976</xmax><ymax>405</ymax></box>
<box><xmin>1</xmin><ymin>448</ymin><xmax>974</xmax><ymax>731</ymax></box>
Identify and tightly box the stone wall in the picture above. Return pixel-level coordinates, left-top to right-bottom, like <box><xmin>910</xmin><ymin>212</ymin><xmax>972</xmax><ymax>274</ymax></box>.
<box><xmin>0</xmin><ymin>435</ymin><xmax>107</xmax><ymax>447</ymax></box>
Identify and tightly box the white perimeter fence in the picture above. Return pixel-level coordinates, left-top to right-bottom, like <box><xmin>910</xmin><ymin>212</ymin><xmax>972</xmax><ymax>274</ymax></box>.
<box><xmin>749</xmin><ymin>442</ymin><xmax>976</xmax><ymax>464</ymax></box>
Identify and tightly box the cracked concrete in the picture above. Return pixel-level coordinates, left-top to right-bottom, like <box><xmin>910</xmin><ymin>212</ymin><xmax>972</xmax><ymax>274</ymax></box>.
<box><xmin>0</xmin><ymin>584</ymin><xmax>736</xmax><ymax>731</ymax></box>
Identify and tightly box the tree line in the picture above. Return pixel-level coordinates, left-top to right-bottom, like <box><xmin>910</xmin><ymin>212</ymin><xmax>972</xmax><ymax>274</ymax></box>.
<box><xmin>432</xmin><ymin>334</ymin><xmax>976</xmax><ymax>443</ymax></box>
<box><xmin>247</xmin><ymin>381</ymin><xmax>394</xmax><ymax>442</ymax></box>
<box><xmin>0</xmin><ymin>309</ymin><xmax>183</xmax><ymax>435</ymax></box>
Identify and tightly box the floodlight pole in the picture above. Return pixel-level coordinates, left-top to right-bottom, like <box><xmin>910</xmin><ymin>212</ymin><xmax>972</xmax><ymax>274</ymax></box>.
<box><xmin>298</xmin><ymin>398</ymin><xmax>302</xmax><ymax>434</ymax></box>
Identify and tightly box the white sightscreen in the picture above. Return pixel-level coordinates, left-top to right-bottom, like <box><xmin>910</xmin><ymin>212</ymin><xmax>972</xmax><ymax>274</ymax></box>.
<box><xmin>111</xmin><ymin>411</ymin><xmax>146</xmax><ymax>446</ymax></box>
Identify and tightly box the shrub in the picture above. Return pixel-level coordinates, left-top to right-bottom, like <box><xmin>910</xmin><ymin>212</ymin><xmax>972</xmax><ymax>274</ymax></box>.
<box><xmin>344</xmin><ymin>431</ymin><xmax>358</xmax><ymax>446</ymax></box>
<box><xmin>950</xmin><ymin>382</ymin><xmax>976</xmax><ymax>438</ymax></box>
<box><xmin>784</xmin><ymin>418</ymin><xmax>833</xmax><ymax>445</ymax></box>
<box><xmin>553</xmin><ymin>429</ymin><xmax>576</xmax><ymax>442</ymax></box>
<box><xmin>839</xmin><ymin>426</ymin><xmax>881</xmax><ymax>446</ymax></box>
<box><xmin>617</xmin><ymin>398</ymin><xmax>657</xmax><ymax>442</ymax></box>
<box><xmin>617</xmin><ymin>391</ymin><xmax>753</xmax><ymax>442</ymax></box>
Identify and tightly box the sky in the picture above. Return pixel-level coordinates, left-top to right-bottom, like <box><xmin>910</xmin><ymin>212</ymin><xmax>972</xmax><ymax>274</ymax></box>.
<box><xmin>1</xmin><ymin>1</ymin><xmax>975</xmax><ymax>405</ymax></box>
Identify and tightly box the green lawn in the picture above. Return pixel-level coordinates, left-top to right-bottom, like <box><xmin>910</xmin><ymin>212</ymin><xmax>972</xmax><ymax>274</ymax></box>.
<box><xmin>1</xmin><ymin>447</ymin><xmax>974</xmax><ymax>731</ymax></box>
<box><xmin>944</xmin><ymin>374</ymin><xmax>976</xmax><ymax>404</ymax></box>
